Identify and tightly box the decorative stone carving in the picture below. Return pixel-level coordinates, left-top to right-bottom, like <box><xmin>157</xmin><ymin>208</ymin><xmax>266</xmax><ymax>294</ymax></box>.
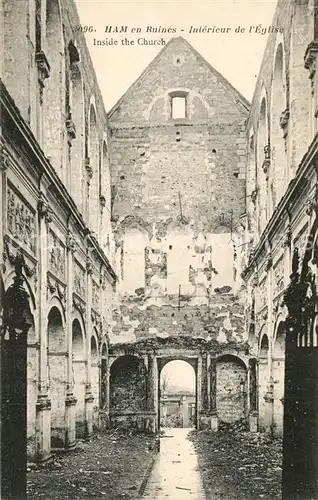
<box><xmin>73</xmin><ymin>294</ymin><xmax>86</xmax><ymax>315</ymax></box>
<box><xmin>91</xmin><ymin>309</ymin><xmax>100</xmax><ymax>325</ymax></box>
<box><xmin>273</xmin><ymin>257</ymin><xmax>284</xmax><ymax>297</ymax></box>
<box><xmin>7</xmin><ymin>186</ymin><xmax>36</xmax><ymax>253</ymax></box>
<box><xmin>282</xmin><ymin>224</ymin><xmax>292</xmax><ymax>248</ymax></box>
<box><xmin>47</xmin><ymin>275</ymin><xmax>66</xmax><ymax>305</ymax></box>
<box><xmin>0</xmin><ymin>144</ymin><xmax>10</xmax><ymax>171</ymax></box>
<box><xmin>73</xmin><ymin>261</ymin><xmax>86</xmax><ymax>298</ymax></box>
<box><xmin>66</xmin><ymin>230</ymin><xmax>77</xmax><ymax>253</ymax></box>
<box><xmin>85</xmin><ymin>157</ymin><xmax>93</xmax><ymax>185</ymax></box>
<box><xmin>35</xmin><ymin>50</ymin><xmax>50</xmax><ymax>104</ymax></box>
<box><xmin>37</xmin><ymin>195</ymin><xmax>53</xmax><ymax>224</ymax></box>
<box><xmin>305</xmin><ymin>195</ymin><xmax>318</xmax><ymax>217</ymax></box>
<box><xmin>280</xmin><ymin>109</ymin><xmax>289</xmax><ymax>137</ymax></box>
<box><xmin>257</xmin><ymin>277</ymin><xmax>267</xmax><ymax>311</ymax></box>
<box><xmin>86</xmin><ymin>260</ymin><xmax>93</xmax><ymax>275</ymax></box>
<box><xmin>48</xmin><ymin>231</ymin><xmax>66</xmax><ymax>280</ymax></box>
<box><xmin>100</xmin><ymin>195</ymin><xmax>106</xmax><ymax>209</ymax></box>
<box><xmin>265</xmin><ymin>253</ymin><xmax>273</xmax><ymax>273</ymax></box>
<box><xmin>304</xmin><ymin>41</ymin><xmax>318</xmax><ymax>96</ymax></box>
<box><xmin>3</xmin><ymin>240</ymin><xmax>36</xmax><ymax>279</ymax></box>
<box><xmin>262</xmin><ymin>145</ymin><xmax>271</xmax><ymax>178</ymax></box>
<box><xmin>251</xmin><ymin>189</ymin><xmax>258</xmax><ymax>205</ymax></box>
<box><xmin>66</xmin><ymin>112</ymin><xmax>76</xmax><ymax>141</ymax></box>
<box><xmin>92</xmin><ymin>280</ymin><xmax>100</xmax><ymax>311</ymax></box>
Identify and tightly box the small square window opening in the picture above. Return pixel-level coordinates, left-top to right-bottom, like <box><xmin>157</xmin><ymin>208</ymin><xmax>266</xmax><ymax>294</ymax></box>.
<box><xmin>172</xmin><ymin>96</ymin><xmax>186</xmax><ymax>119</ymax></box>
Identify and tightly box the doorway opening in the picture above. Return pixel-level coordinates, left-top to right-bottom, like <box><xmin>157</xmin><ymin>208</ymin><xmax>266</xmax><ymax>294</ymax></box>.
<box><xmin>159</xmin><ymin>359</ymin><xmax>196</xmax><ymax>429</ymax></box>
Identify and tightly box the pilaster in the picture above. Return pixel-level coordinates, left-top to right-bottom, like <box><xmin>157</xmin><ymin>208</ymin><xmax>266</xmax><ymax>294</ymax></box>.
<box><xmin>85</xmin><ymin>258</ymin><xmax>94</xmax><ymax>439</ymax></box>
<box><xmin>65</xmin><ymin>230</ymin><xmax>77</xmax><ymax>448</ymax></box>
<box><xmin>36</xmin><ymin>193</ymin><xmax>52</xmax><ymax>461</ymax></box>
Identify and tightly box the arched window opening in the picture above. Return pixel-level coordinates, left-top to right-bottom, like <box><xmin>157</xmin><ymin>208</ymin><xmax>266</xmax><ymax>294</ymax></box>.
<box><xmin>45</xmin><ymin>0</ymin><xmax>65</xmax><ymax>180</ymax></box>
<box><xmin>68</xmin><ymin>42</ymin><xmax>84</xmax><ymax>213</ymax></box>
<box><xmin>271</xmin><ymin>43</ymin><xmax>287</xmax><ymax>208</ymax></box>
<box><xmin>257</xmin><ymin>98</ymin><xmax>269</xmax><ymax>234</ymax></box>
<box><xmin>160</xmin><ymin>360</ymin><xmax>196</xmax><ymax>428</ymax></box>
<box><xmin>260</xmin><ymin>333</ymin><xmax>269</xmax><ymax>360</ymax></box>
<box><xmin>88</xmin><ymin>104</ymin><xmax>100</xmax><ymax>237</ymax></box>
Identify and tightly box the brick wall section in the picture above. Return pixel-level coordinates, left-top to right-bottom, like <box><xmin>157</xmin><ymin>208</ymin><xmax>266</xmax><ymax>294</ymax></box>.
<box><xmin>110</xmin><ymin>356</ymin><xmax>146</xmax><ymax>412</ymax></box>
<box><xmin>113</xmin><ymin>295</ymin><xmax>245</xmax><ymax>343</ymax></box>
<box><xmin>110</xmin><ymin>37</ymin><xmax>249</xmax><ymax>231</ymax></box>
<box><xmin>216</xmin><ymin>356</ymin><xmax>247</xmax><ymax>423</ymax></box>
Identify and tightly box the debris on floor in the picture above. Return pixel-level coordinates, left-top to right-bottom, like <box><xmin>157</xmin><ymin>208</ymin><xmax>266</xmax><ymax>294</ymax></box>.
<box><xmin>27</xmin><ymin>429</ymin><xmax>157</xmax><ymax>499</ymax></box>
<box><xmin>190</xmin><ymin>426</ymin><xmax>282</xmax><ymax>500</ymax></box>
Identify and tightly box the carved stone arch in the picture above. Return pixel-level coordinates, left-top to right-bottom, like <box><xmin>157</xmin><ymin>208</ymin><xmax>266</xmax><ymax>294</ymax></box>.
<box><xmin>273</xmin><ymin>320</ymin><xmax>286</xmax><ymax>359</ymax></box>
<box><xmin>71</xmin><ymin>307</ymin><xmax>86</xmax><ymax>339</ymax></box>
<box><xmin>259</xmin><ymin>331</ymin><xmax>270</xmax><ymax>360</ymax></box>
<box><xmin>46</xmin><ymin>295</ymin><xmax>66</xmax><ymax>325</ymax></box>
<box><xmin>216</xmin><ymin>352</ymin><xmax>248</xmax><ymax>370</ymax></box>
<box><xmin>273</xmin><ymin>309</ymin><xmax>288</xmax><ymax>344</ymax></box>
<box><xmin>144</xmin><ymin>87</ymin><xmax>210</xmax><ymax>121</ymax></box>
<box><xmin>91</xmin><ymin>327</ymin><xmax>99</xmax><ymax>358</ymax></box>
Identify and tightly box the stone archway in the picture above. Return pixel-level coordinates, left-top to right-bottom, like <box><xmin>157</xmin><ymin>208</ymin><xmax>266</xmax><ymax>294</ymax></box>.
<box><xmin>72</xmin><ymin>318</ymin><xmax>86</xmax><ymax>438</ymax></box>
<box><xmin>159</xmin><ymin>359</ymin><xmax>196</xmax><ymax>429</ymax></box>
<box><xmin>47</xmin><ymin>306</ymin><xmax>66</xmax><ymax>448</ymax></box>
<box><xmin>272</xmin><ymin>322</ymin><xmax>286</xmax><ymax>437</ymax></box>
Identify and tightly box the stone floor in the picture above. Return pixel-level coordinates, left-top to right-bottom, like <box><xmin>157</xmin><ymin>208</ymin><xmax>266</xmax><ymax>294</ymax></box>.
<box><xmin>142</xmin><ymin>428</ymin><xmax>206</xmax><ymax>499</ymax></box>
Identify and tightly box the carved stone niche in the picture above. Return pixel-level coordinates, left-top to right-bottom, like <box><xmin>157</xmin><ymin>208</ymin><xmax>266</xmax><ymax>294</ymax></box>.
<box><xmin>66</xmin><ymin>112</ymin><xmax>76</xmax><ymax>141</ymax></box>
<box><xmin>304</xmin><ymin>41</ymin><xmax>318</xmax><ymax>79</ymax></box>
<box><xmin>35</xmin><ymin>50</ymin><xmax>50</xmax><ymax>88</ymax></box>
<box><xmin>305</xmin><ymin>41</ymin><xmax>318</xmax><ymax>97</ymax></box>
<box><xmin>85</xmin><ymin>157</ymin><xmax>93</xmax><ymax>184</ymax></box>
<box><xmin>280</xmin><ymin>109</ymin><xmax>289</xmax><ymax>138</ymax></box>
<box><xmin>262</xmin><ymin>145</ymin><xmax>271</xmax><ymax>179</ymax></box>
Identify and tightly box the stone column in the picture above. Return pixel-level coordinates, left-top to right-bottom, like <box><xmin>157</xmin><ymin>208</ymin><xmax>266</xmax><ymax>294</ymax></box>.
<box><xmin>209</xmin><ymin>356</ymin><xmax>218</xmax><ymax>431</ymax></box>
<box><xmin>36</xmin><ymin>194</ymin><xmax>52</xmax><ymax>462</ymax></box>
<box><xmin>198</xmin><ymin>353</ymin><xmax>212</xmax><ymax>429</ymax></box>
<box><xmin>248</xmin><ymin>358</ymin><xmax>258</xmax><ymax>432</ymax></box>
<box><xmin>84</xmin><ymin>259</ymin><xmax>94</xmax><ymax>439</ymax></box>
<box><xmin>65</xmin><ymin>231</ymin><xmax>77</xmax><ymax>449</ymax></box>
<box><xmin>196</xmin><ymin>355</ymin><xmax>202</xmax><ymax>429</ymax></box>
<box><xmin>265</xmin><ymin>254</ymin><xmax>274</xmax><ymax>433</ymax></box>
<box><xmin>146</xmin><ymin>353</ymin><xmax>157</xmax><ymax>433</ymax></box>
